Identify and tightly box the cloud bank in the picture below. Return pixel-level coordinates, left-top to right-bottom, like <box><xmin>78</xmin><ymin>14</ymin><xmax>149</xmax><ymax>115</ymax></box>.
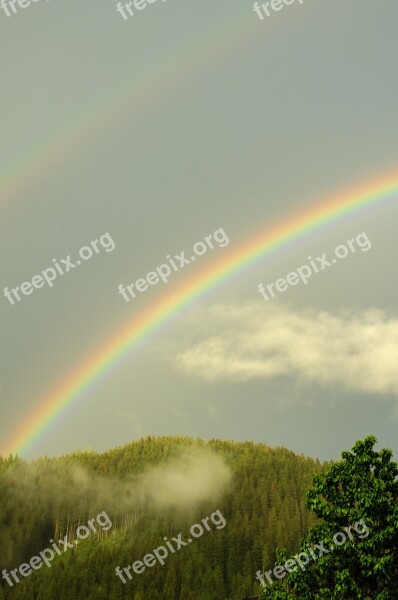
<box><xmin>176</xmin><ymin>303</ymin><xmax>398</xmax><ymax>395</ymax></box>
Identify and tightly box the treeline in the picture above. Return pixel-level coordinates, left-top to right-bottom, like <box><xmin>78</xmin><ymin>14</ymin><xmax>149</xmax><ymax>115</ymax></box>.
<box><xmin>0</xmin><ymin>436</ymin><xmax>327</xmax><ymax>600</ymax></box>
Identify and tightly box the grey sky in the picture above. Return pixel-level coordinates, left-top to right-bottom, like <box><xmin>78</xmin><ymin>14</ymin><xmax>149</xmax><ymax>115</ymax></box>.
<box><xmin>1</xmin><ymin>0</ymin><xmax>397</xmax><ymax>461</ymax></box>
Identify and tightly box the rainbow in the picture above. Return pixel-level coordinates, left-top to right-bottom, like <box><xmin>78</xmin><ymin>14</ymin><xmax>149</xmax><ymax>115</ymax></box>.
<box><xmin>0</xmin><ymin>5</ymin><xmax>255</xmax><ymax>211</ymax></box>
<box><xmin>2</xmin><ymin>171</ymin><xmax>397</xmax><ymax>457</ymax></box>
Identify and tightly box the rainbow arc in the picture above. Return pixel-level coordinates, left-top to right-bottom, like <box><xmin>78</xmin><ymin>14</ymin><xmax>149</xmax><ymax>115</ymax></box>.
<box><xmin>2</xmin><ymin>171</ymin><xmax>397</xmax><ymax>457</ymax></box>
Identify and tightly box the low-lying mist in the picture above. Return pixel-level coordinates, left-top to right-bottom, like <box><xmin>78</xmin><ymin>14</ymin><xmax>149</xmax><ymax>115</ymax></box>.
<box><xmin>4</xmin><ymin>447</ymin><xmax>232</xmax><ymax>521</ymax></box>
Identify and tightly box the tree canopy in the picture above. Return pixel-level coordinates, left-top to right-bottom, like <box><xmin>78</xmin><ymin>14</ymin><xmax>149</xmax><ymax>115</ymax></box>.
<box><xmin>260</xmin><ymin>436</ymin><xmax>398</xmax><ymax>600</ymax></box>
<box><xmin>0</xmin><ymin>436</ymin><xmax>324</xmax><ymax>600</ymax></box>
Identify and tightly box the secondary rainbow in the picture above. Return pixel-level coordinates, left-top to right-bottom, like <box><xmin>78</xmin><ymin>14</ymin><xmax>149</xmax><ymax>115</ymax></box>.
<box><xmin>2</xmin><ymin>172</ymin><xmax>397</xmax><ymax>457</ymax></box>
<box><xmin>0</xmin><ymin>5</ymin><xmax>255</xmax><ymax>211</ymax></box>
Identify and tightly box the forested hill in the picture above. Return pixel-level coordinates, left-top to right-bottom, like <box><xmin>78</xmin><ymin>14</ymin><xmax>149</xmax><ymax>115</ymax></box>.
<box><xmin>0</xmin><ymin>436</ymin><xmax>327</xmax><ymax>600</ymax></box>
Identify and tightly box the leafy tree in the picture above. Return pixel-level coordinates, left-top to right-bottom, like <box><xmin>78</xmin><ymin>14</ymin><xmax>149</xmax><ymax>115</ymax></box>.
<box><xmin>260</xmin><ymin>436</ymin><xmax>398</xmax><ymax>600</ymax></box>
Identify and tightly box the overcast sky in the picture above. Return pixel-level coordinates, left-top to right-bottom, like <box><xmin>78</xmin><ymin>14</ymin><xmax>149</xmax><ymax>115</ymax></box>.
<box><xmin>1</xmin><ymin>0</ymin><xmax>397</xmax><ymax>461</ymax></box>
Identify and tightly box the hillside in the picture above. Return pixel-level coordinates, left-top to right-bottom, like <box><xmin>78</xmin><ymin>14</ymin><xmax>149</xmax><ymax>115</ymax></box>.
<box><xmin>0</xmin><ymin>436</ymin><xmax>327</xmax><ymax>600</ymax></box>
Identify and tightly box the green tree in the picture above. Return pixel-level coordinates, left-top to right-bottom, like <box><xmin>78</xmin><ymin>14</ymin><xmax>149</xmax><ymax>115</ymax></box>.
<box><xmin>260</xmin><ymin>436</ymin><xmax>398</xmax><ymax>600</ymax></box>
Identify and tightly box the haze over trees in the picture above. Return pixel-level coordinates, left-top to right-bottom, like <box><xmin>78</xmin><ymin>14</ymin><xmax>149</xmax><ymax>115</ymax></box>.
<box><xmin>0</xmin><ymin>436</ymin><xmax>325</xmax><ymax>600</ymax></box>
<box><xmin>4</xmin><ymin>435</ymin><xmax>396</xmax><ymax>599</ymax></box>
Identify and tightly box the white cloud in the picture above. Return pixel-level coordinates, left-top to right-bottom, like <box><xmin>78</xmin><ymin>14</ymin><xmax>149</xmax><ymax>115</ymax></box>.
<box><xmin>176</xmin><ymin>303</ymin><xmax>398</xmax><ymax>395</ymax></box>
